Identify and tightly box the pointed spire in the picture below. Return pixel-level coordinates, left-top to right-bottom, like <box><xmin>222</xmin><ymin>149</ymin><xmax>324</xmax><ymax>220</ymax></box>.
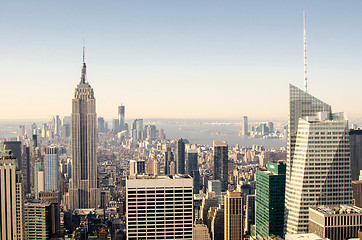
<box><xmin>303</xmin><ymin>11</ymin><xmax>308</xmax><ymax>92</ymax></box>
<box><xmin>80</xmin><ymin>40</ymin><xmax>87</xmax><ymax>84</ymax></box>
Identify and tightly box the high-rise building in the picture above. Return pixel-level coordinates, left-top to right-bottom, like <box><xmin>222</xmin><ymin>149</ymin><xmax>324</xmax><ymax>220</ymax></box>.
<box><xmin>22</xmin><ymin>145</ymin><xmax>31</xmax><ymax>194</ymax></box>
<box><xmin>164</xmin><ymin>147</ymin><xmax>173</xmax><ymax>175</ymax></box>
<box><xmin>97</xmin><ymin>117</ymin><xmax>105</xmax><ymax>133</ymax></box>
<box><xmin>44</xmin><ymin>146</ymin><xmax>59</xmax><ymax>191</ymax></box>
<box><xmin>285</xmin><ymin>84</ymin><xmax>353</xmax><ymax>234</ymax></box>
<box><xmin>213</xmin><ymin>141</ymin><xmax>228</xmax><ymax>191</ymax></box>
<box><xmin>245</xmin><ymin>194</ymin><xmax>256</xmax><ymax>235</ymax></box>
<box><xmin>0</xmin><ymin>152</ymin><xmax>24</xmax><ymax>239</ymax></box>
<box><xmin>210</xmin><ymin>205</ymin><xmax>224</xmax><ymax>240</ymax></box>
<box><xmin>126</xmin><ymin>175</ymin><xmax>193</xmax><ymax>239</ymax></box>
<box><xmin>69</xmin><ymin>47</ymin><xmax>100</xmax><ymax>209</ymax></box>
<box><xmin>24</xmin><ymin>202</ymin><xmax>53</xmax><ymax>239</ymax></box>
<box><xmin>176</xmin><ymin>138</ymin><xmax>186</xmax><ymax>174</ymax></box>
<box><xmin>4</xmin><ymin>141</ymin><xmax>22</xmax><ymax>170</ymax></box>
<box><xmin>118</xmin><ymin>105</ymin><xmax>125</xmax><ymax>131</ymax></box>
<box><xmin>224</xmin><ymin>191</ymin><xmax>243</xmax><ymax>240</ymax></box>
<box><xmin>34</xmin><ymin>158</ymin><xmax>44</xmax><ymax>199</ymax></box>
<box><xmin>243</xmin><ymin>116</ymin><xmax>249</xmax><ymax>136</ymax></box>
<box><xmin>187</xmin><ymin>149</ymin><xmax>200</xmax><ymax>193</ymax></box>
<box><xmin>54</xmin><ymin>115</ymin><xmax>61</xmax><ymax>136</ymax></box>
<box><xmin>193</xmin><ymin>221</ymin><xmax>211</xmax><ymax>240</ymax></box>
<box><xmin>256</xmin><ymin>161</ymin><xmax>286</xmax><ymax>238</ymax></box>
<box><xmin>349</xmin><ymin>129</ymin><xmax>362</xmax><ymax>181</ymax></box>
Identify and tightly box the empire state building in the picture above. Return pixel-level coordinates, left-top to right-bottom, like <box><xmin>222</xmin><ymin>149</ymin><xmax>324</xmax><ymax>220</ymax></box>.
<box><xmin>69</xmin><ymin>47</ymin><xmax>100</xmax><ymax>209</ymax></box>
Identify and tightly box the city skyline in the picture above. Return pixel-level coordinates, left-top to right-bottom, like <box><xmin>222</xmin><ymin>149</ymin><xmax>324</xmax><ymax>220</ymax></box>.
<box><xmin>1</xmin><ymin>1</ymin><xmax>362</xmax><ymax>120</ymax></box>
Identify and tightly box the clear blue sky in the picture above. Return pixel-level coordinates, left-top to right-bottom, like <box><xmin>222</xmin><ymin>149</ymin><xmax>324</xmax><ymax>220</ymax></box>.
<box><xmin>1</xmin><ymin>1</ymin><xmax>362</xmax><ymax>120</ymax></box>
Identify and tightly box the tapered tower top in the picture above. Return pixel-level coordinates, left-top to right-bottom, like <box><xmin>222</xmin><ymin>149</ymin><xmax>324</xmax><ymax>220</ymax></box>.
<box><xmin>80</xmin><ymin>42</ymin><xmax>87</xmax><ymax>84</ymax></box>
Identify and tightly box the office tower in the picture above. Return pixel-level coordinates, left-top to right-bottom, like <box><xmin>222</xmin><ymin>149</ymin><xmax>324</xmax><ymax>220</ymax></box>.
<box><xmin>164</xmin><ymin>147</ymin><xmax>173</xmax><ymax>175</ymax></box>
<box><xmin>176</xmin><ymin>138</ymin><xmax>186</xmax><ymax>174</ymax></box>
<box><xmin>353</xmin><ymin>178</ymin><xmax>362</xmax><ymax>208</ymax></box>
<box><xmin>41</xmin><ymin>123</ymin><xmax>47</xmax><ymax>138</ymax></box>
<box><xmin>32</xmin><ymin>134</ymin><xmax>38</xmax><ymax>152</ymax></box>
<box><xmin>224</xmin><ymin>191</ymin><xmax>243</xmax><ymax>240</ymax></box>
<box><xmin>129</xmin><ymin>160</ymin><xmax>146</xmax><ymax>176</ymax></box>
<box><xmin>112</xmin><ymin>118</ymin><xmax>119</xmax><ymax>133</ymax></box>
<box><xmin>268</xmin><ymin>122</ymin><xmax>274</xmax><ymax>133</ymax></box>
<box><xmin>97</xmin><ymin>117</ymin><xmax>105</xmax><ymax>133</ymax></box>
<box><xmin>309</xmin><ymin>206</ymin><xmax>362</xmax><ymax>240</ymax></box>
<box><xmin>54</xmin><ymin>115</ymin><xmax>61</xmax><ymax>136</ymax></box>
<box><xmin>147</xmin><ymin>157</ymin><xmax>158</xmax><ymax>175</ymax></box>
<box><xmin>208</xmin><ymin>180</ymin><xmax>222</xmax><ymax>196</ymax></box>
<box><xmin>201</xmin><ymin>192</ymin><xmax>219</xmax><ymax>225</ymax></box>
<box><xmin>243</xmin><ymin>116</ymin><xmax>249</xmax><ymax>136</ymax></box>
<box><xmin>118</xmin><ymin>105</ymin><xmax>125</xmax><ymax>131</ymax></box>
<box><xmin>4</xmin><ymin>140</ymin><xmax>22</xmax><ymax>170</ymax></box>
<box><xmin>256</xmin><ymin>161</ymin><xmax>286</xmax><ymax>238</ymax></box>
<box><xmin>350</xmin><ymin>129</ymin><xmax>362</xmax><ymax>181</ymax></box>
<box><xmin>285</xmin><ymin>84</ymin><xmax>353</xmax><ymax>234</ymax></box>
<box><xmin>34</xmin><ymin>158</ymin><xmax>44</xmax><ymax>199</ymax></box>
<box><xmin>126</xmin><ymin>175</ymin><xmax>193</xmax><ymax>239</ymax></box>
<box><xmin>210</xmin><ymin>205</ymin><xmax>224</xmax><ymax>240</ymax></box>
<box><xmin>19</xmin><ymin>125</ymin><xmax>25</xmax><ymax>137</ymax></box>
<box><xmin>132</xmin><ymin>119</ymin><xmax>144</xmax><ymax>140</ymax></box>
<box><xmin>0</xmin><ymin>152</ymin><xmax>24</xmax><ymax>239</ymax></box>
<box><xmin>20</xmin><ymin>145</ymin><xmax>31</xmax><ymax>194</ymax></box>
<box><xmin>169</xmin><ymin>161</ymin><xmax>176</xmax><ymax>175</ymax></box>
<box><xmin>44</xmin><ymin>146</ymin><xmax>59</xmax><ymax>191</ymax></box>
<box><xmin>245</xmin><ymin>194</ymin><xmax>256</xmax><ymax>235</ymax></box>
<box><xmin>24</xmin><ymin>202</ymin><xmax>53</xmax><ymax>239</ymax></box>
<box><xmin>69</xmin><ymin>47</ymin><xmax>100</xmax><ymax>209</ymax></box>
<box><xmin>213</xmin><ymin>141</ymin><xmax>228</xmax><ymax>191</ymax></box>
<box><xmin>187</xmin><ymin>149</ymin><xmax>200</xmax><ymax>193</ymax></box>
<box><xmin>145</xmin><ymin>125</ymin><xmax>157</xmax><ymax>140</ymax></box>
<box><xmin>39</xmin><ymin>191</ymin><xmax>61</xmax><ymax>236</ymax></box>
<box><xmin>193</xmin><ymin>221</ymin><xmax>211</xmax><ymax>240</ymax></box>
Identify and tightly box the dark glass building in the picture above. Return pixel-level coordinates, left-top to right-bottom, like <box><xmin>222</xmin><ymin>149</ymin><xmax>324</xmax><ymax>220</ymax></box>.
<box><xmin>213</xmin><ymin>141</ymin><xmax>228</xmax><ymax>191</ymax></box>
<box><xmin>176</xmin><ymin>138</ymin><xmax>185</xmax><ymax>174</ymax></box>
<box><xmin>350</xmin><ymin>129</ymin><xmax>362</xmax><ymax>181</ymax></box>
<box><xmin>256</xmin><ymin>161</ymin><xmax>286</xmax><ymax>238</ymax></box>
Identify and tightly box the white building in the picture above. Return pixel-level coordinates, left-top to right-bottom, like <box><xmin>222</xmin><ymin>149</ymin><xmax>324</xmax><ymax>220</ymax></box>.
<box><xmin>126</xmin><ymin>175</ymin><xmax>193</xmax><ymax>240</ymax></box>
<box><xmin>285</xmin><ymin>85</ymin><xmax>353</xmax><ymax>234</ymax></box>
<box><xmin>193</xmin><ymin>222</ymin><xmax>211</xmax><ymax>240</ymax></box>
<box><xmin>44</xmin><ymin>146</ymin><xmax>58</xmax><ymax>191</ymax></box>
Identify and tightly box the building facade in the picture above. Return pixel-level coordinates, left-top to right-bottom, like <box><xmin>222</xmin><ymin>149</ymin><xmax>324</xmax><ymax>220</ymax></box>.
<box><xmin>350</xmin><ymin>129</ymin><xmax>362</xmax><ymax>181</ymax></box>
<box><xmin>0</xmin><ymin>152</ymin><xmax>24</xmax><ymax>240</ymax></box>
<box><xmin>256</xmin><ymin>161</ymin><xmax>286</xmax><ymax>238</ymax></box>
<box><xmin>69</xmin><ymin>48</ymin><xmax>100</xmax><ymax>209</ymax></box>
<box><xmin>213</xmin><ymin>141</ymin><xmax>228</xmax><ymax>191</ymax></box>
<box><xmin>285</xmin><ymin>84</ymin><xmax>353</xmax><ymax>234</ymax></box>
<box><xmin>224</xmin><ymin>191</ymin><xmax>243</xmax><ymax>240</ymax></box>
<box><xmin>176</xmin><ymin>138</ymin><xmax>186</xmax><ymax>174</ymax></box>
<box><xmin>309</xmin><ymin>205</ymin><xmax>362</xmax><ymax>240</ymax></box>
<box><xmin>44</xmin><ymin>146</ymin><xmax>59</xmax><ymax>191</ymax></box>
<box><xmin>126</xmin><ymin>175</ymin><xmax>193</xmax><ymax>239</ymax></box>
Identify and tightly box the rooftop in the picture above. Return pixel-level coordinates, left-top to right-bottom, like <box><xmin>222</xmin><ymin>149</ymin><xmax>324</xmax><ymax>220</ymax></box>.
<box><xmin>127</xmin><ymin>174</ymin><xmax>192</xmax><ymax>180</ymax></box>
<box><xmin>213</xmin><ymin>140</ymin><xmax>227</xmax><ymax>147</ymax></box>
<box><xmin>312</xmin><ymin>205</ymin><xmax>362</xmax><ymax>215</ymax></box>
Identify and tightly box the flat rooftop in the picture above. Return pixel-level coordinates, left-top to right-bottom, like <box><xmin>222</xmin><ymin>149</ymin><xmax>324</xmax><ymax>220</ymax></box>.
<box><xmin>311</xmin><ymin>205</ymin><xmax>362</xmax><ymax>215</ymax></box>
<box><xmin>127</xmin><ymin>174</ymin><xmax>192</xmax><ymax>180</ymax></box>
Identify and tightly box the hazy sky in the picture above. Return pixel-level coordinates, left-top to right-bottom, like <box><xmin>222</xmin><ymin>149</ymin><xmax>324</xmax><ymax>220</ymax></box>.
<box><xmin>1</xmin><ymin>1</ymin><xmax>362</xmax><ymax>120</ymax></box>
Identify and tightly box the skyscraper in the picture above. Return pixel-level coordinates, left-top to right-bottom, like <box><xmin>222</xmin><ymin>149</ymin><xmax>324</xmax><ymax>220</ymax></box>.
<box><xmin>176</xmin><ymin>138</ymin><xmax>186</xmax><ymax>174</ymax></box>
<box><xmin>69</xmin><ymin>47</ymin><xmax>100</xmax><ymax>209</ymax></box>
<box><xmin>224</xmin><ymin>191</ymin><xmax>243</xmax><ymax>240</ymax></box>
<box><xmin>187</xmin><ymin>149</ymin><xmax>200</xmax><ymax>193</ymax></box>
<box><xmin>126</xmin><ymin>175</ymin><xmax>193</xmax><ymax>239</ymax></box>
<box><xmin>285</xmin><ymin>84</ymin><xmax>353</xmax><ymax>234</ymax></box>
<box><xmin>256</xmin><ymin>161</ymin><xmax>286</xmax><ymax>238</ymax></box>
<box><xmin>4</xmin><ymin>141</ymin><xmax>22</xmax><ymax>170</ymax></box>
<box><xmin>118</xmin><ymin>105</ymin><xmax>125</xmax><ymax>131</ymax></box>
<box><xmin>349</xmin><ymin>129</ymin><xmax>362</xmax><ymax>181</ymax></box>
<box><xmin>164</xmin><ymin>147</ymin><xmax>173</xmax><ymax>175</ymax></box>
<box><xmin>44</xmin><ymin>146</ymin><xmax>59</xmax><ymax>191</ymax></box>
<box><xmin>242</xmin><ymin>116</ymin><xmax>249</xmax><ymax>136</ymax></box>
<box><xmin>213</xmin><ymin>141</ymin><xmax>228</xmax><ymax>191</ymax></box>
<box><xmin>0</xmin><ymin>151</ymin><xmax>24</xmax><ymax>239</ymax></box>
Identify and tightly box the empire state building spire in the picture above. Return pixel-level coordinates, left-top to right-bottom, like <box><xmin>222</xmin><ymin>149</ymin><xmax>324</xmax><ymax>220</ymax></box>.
<box><xmin>80</xmin><ymin>42</ymin><xmax>87</xmax><ymax>84</ymax></box>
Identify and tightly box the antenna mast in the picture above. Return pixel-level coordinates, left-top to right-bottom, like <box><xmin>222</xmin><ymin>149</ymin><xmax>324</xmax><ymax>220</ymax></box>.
<box><xmin>304</xmin><ymin>11</ymin><xmax>308</xmax><ymax>92</ymax></box>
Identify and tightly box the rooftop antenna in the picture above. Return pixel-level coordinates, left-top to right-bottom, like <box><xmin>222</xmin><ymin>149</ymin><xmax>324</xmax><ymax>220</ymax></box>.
<box><xmin>304</xmin><ymin>11</ymin><xmax>308</xmax><ymax>92</ymax></box>
<box><xmin>82</xmin><ymin>38</ymin><xmax>85</xmax><ymax>63</ymax></box>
